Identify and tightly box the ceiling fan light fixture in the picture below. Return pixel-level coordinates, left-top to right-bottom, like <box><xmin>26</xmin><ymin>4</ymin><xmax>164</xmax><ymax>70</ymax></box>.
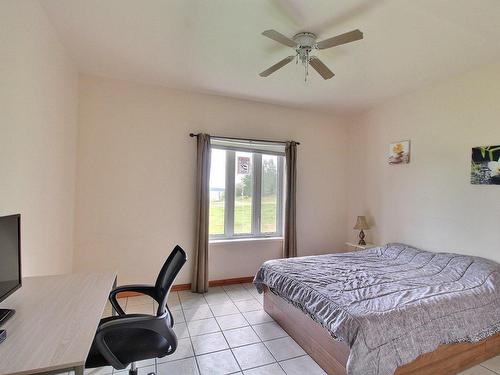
<box><xmin>292</xmin><ymin>32</ymin><xmax>316</xmax><ymax>82</ymax></box>
<box><xmin>260</xmin><ymin>28</ymin><xmax>363</xmax><ymax>81</ymax></box>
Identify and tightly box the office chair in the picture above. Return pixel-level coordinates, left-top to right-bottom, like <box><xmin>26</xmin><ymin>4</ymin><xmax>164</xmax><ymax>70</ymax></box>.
<box><xmin>86</xmin><ymin>245</ymin><xmax>187</xmax><ymax>375</ymax></box>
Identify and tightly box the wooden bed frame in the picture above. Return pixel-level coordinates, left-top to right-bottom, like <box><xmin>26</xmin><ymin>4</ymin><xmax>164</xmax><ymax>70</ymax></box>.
<box><xmin>263</xmin><ymin>287</ymin><xmax>500</xmax><ymax>374</ymax></box>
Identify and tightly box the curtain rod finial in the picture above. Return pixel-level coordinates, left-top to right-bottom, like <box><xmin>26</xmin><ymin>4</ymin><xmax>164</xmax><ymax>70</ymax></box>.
<box><xmin>189</xmin><ymin>133</ymin><xmax>197</xmax><ymax>137</ymax></box>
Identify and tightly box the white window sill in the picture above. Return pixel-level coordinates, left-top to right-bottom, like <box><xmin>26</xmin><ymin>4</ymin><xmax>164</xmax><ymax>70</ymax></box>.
<box><xmin>210</xmin><ymin>236</ymin><xmax>283</xmax><ymax>245</ymax></box>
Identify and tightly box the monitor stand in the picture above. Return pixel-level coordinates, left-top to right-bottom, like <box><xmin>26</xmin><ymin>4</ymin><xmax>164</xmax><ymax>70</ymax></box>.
<box><xmin>0</xmin><ymin>309</ymin><xmax>15</xmax><ymax>326</ymax></box>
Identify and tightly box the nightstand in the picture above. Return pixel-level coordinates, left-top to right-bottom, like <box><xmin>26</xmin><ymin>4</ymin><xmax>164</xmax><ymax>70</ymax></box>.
<box><xmin>345</xmin><ymin>242</ymin><xmax>377</xmax><ymax>251</ymax></box>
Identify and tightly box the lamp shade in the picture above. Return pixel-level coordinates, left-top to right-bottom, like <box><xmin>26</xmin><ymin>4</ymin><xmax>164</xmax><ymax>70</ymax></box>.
<box><xmin>353</xmin><ymin>216</ymin><xmax>369</xmax><ymax>230</ymax></box>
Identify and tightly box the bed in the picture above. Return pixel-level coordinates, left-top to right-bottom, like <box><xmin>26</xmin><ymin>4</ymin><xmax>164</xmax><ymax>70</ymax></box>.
<box><xmin>254</xmin><ymin>243</ymin><xmax>500</xmax><ymax>375</ymax></box>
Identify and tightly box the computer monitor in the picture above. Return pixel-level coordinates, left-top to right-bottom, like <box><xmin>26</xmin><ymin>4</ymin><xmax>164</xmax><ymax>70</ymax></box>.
<box><xmin>0</xmin><ymin>214</ymin><xmax>21</xmax><ymax>326</ymax></box>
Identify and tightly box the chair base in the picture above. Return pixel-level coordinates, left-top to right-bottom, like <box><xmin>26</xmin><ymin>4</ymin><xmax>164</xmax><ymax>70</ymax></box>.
<box><xmin>128</xmin><ymin>362</ymin><xmax>156</xmax><ymax>375</ymax></box>
<box><xmin>129</xmin><ymin>362</ymin><xmax>137</xmax><ymax>375</ymax></box>
<box><xmin>128</xmin><ymin>368</ymin><xmax>155</xmax><ymax>375</ymax></box>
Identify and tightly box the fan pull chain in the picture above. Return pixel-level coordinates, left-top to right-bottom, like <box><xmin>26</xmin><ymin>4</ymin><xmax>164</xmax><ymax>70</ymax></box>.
<box><xmin>304</xmin><ymin>50</ymin><xmax>309</xmax><ymax>82</ymax></box>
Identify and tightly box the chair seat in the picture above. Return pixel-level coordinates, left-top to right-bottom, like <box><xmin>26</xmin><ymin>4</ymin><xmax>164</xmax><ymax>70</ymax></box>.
<box><xmin>86</xmin><ymin>245</ymin><xmax>187</xmax><ymax>370</ymax></box>
<box><xmin>86</xmin><ymin>315</ymin><xmax>172</xmax><ymax>369</ymax></box>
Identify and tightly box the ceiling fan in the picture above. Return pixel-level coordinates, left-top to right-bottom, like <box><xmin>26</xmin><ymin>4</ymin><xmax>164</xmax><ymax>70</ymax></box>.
<box><xmin>259</xmin><ymin>29</ymin><xmax>363</xmax><ymax>81</ymax></box>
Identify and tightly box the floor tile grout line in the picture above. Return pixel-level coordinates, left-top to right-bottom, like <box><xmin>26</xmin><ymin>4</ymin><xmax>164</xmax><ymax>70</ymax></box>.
<box><xmin>240</xmin><ymin>302</ymin><xmax>292</xmax><ymax>375</ymax></box>
<box><xmin>107</xmin><ymin>292</ymin><xmax>318</xmax><ymax>375</ymax></box>
<box><xmin>216</xmin><ymin>289</ymin><xmax>244</xmax><ymax>373</ymax></box>
<box><xmin>168</xmin><ymin>289</ymin><xmax>315</xmax><ymax>375</ymax></box>
<box><xmin>479</xmin><ymin>364</ymin><xmax>500</xmax><ymax>374</ymax></box>
<box><xmin>179</xmin><ymin>292</ymin><xmax>203</xmax><ymax>375</ymax></box>
<box><xmin>208</xmin><ymin>287</ymin><xmax>278</xmax><ymax>373</ymax></box>
<box><xmin>230</xmin><ymin>298</ymin><xmax>279</xmax><ymax>373</ymax></box>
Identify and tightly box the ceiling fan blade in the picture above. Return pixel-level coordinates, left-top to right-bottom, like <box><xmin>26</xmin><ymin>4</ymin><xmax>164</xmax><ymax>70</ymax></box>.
<box><xmin>309</xmin><ymin>57</ymin><xmax>335</xmax><ymax>80</ymax></box>
<box><xmin>262</xmin><ymin>30</ymin><xmax>297</xmax><ymax>48</ymax></box>
<box><xmin>316</xmin><ymin>29</ymin><xmax>363</xmax><ymax>50</ymax></box>
<box><xmin>259</xmin><ymin>56</ymin><xmax>295</xmax><ymax>77</ymax></box>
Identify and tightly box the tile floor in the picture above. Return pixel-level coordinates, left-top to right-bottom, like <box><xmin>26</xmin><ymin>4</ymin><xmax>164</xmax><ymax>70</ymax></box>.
<box><xmin>82</xmin><ymin>283</ymin><xmax>321</xmax><ymax>375</ymax></box>
<box><xmin>77</xmin><ymin>283</ymin><xmax>499</xmax><ymax>375</ymax></box>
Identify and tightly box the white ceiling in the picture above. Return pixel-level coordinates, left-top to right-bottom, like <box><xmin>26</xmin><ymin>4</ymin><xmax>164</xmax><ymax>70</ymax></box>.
<box><xmin>40</xmin><ymin>0</ymin><xmax>500</xmax><ymax>114</ymax></box>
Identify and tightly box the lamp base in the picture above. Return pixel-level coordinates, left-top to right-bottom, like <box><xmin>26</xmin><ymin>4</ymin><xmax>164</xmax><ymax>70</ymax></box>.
<box><xmin>358</xmin><ymin>230</ymin><xmax>366</xmax><ymax>246</ymax></box>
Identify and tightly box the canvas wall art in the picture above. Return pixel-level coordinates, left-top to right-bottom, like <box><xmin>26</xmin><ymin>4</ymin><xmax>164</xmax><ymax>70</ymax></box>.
<box><xmin>471</xmin><ymin>145</ymin><xmax>500</xmax><ymax>185</ymax></box>
<box><xmin>389</xmin><ymin>140</ymin><xmax>410</xmax><ymax>165</ymax></box>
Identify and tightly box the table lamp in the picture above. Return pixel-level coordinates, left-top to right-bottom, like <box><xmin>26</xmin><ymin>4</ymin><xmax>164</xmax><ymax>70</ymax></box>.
<box><xmin>353</xmin><ymin>216</ymin><xmax>370</xmax><ymax>245</ymax></box>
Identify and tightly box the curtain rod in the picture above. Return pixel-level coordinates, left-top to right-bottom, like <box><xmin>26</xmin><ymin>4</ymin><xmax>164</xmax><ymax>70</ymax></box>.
<box><xmin>189</xmin><ymin>133</ymin><xmax>300</xmax><ymax>146</ymax></box>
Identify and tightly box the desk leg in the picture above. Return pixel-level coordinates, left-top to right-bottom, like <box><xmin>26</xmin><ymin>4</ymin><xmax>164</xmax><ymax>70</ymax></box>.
<box><xmin>74</xmin><ymin>365</ymin><xmax>84</xmax><ymax>375</ymax></box>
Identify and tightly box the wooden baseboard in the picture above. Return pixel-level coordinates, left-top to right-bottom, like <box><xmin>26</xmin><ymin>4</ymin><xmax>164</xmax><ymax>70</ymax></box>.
<box><xmin>208</xmin><ymin>276</ymin><xmax>254</xmax><ymax>287</ymax></box>
<box><xmin>172</xmin><ymin>283</ymin><xmax>192</xmax><ymax>291</ymax></box>
<box><xmin>117</xmin><ymin>276</ymin><xmax>254</xmax><ymax>298</ymax></box>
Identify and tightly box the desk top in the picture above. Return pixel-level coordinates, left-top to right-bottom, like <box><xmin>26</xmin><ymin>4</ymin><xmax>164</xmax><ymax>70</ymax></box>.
<box><xmin>0</xmin><ymin>273</ymin><xmax>116</xmax><ymax>375</ymax></box>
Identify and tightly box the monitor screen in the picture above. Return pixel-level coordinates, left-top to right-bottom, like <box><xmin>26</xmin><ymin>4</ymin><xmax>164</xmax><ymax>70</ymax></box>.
<box><xmin>0</xmin><ymin>214</ymin><xmax>21</xmax><ymax>303</ymax></box>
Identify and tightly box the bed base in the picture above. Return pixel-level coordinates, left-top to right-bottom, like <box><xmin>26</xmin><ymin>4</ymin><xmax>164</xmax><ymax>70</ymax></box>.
<box><xmin>263</xmin><ymin>287</ymin><xmax>500</xmax><ymax>374</ymax></box>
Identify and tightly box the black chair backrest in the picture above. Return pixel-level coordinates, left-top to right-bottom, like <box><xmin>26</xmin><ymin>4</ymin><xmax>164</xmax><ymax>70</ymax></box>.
<box><xmin>155</xmin><ymin>245</ymin><xmax>187</xmax><ymax>315</ymax></box>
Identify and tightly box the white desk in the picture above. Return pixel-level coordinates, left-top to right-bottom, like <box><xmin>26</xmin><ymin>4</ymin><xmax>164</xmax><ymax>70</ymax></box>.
<box><xmin>0</xmin><ymin>273</ymin><xmax>116</xmax><ymax>375</ymax></box>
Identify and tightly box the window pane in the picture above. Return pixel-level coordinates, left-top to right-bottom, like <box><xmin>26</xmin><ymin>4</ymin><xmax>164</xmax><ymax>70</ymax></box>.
<box><xmin>209</xmin><ymin>149</ymin><xmax>226</xmax><ymax>235</ymax></box>
<box><xmin>261</xmin><ymin>155</ymin><xmax>278</xmax><ymax>233</ymax></box>
<box><xmin>234</xmin><ymin>152</ymin><xmax>253</xmax><ymax>234</ymax></box>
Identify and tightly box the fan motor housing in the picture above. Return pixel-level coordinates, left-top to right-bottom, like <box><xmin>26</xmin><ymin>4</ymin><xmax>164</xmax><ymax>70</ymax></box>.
<box><xmin>293</xmin><ymin>32</ymin><xmax>317</xmax><ymax>49</ymax></box>
<box><xmin>293</xmin><ymin>32</ymin><xmax>317</xmax><ymax>63</ymax></box>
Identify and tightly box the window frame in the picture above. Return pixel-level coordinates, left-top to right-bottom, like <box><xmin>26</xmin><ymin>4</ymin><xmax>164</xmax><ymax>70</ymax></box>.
<box><xmin>209</xmin><ymin>147</ymin><xmax>284</xmax><ymax>241</ymax></box>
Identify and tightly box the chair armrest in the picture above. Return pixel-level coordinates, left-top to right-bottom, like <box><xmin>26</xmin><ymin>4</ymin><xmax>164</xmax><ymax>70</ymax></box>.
<box><xmin>94</xmin><ymin>313</ymin><xmax>177</xmax><ymax>369</ymax></box>
<box><xmin>109</xmin><ymin>284</ymin><xmax>156</xmax><ymax>316</ymax></box>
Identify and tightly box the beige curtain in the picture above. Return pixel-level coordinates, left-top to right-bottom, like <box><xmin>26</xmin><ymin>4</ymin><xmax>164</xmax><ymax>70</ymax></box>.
<box><xmin>283</xmin><ymin>141</ymin><xmax>297</xmax><ymax>258</ymax></box>
<box><xmin>192</xmin><ymin>133</ymin><xmax>211</xmax><ymax>293</ymax></box>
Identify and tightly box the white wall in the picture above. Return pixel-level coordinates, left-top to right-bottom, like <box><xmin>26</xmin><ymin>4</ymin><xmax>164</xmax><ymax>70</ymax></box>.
<box><xmin>3</xmin><ymin>2</ymin><xmax>498</xmax><ymax>287</ymax></box>
<box><xmin>76</xmin><ymin>76</ymin><xmax>349</xmax><ymax>285</ymax></box>
<box><xmin>0</xmin><ymin>0</ymin><xmax>78</xmax><ymax>276</ymax></box>
<box><xmin>347</xmin><ymin>63</ymin><xmax>500</xmax><ymax>262</ymax></box>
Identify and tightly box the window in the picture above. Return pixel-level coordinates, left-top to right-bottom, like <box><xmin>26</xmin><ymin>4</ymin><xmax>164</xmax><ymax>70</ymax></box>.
<box><xmin>209</xmin><ymin>149</ymin><xmax>226</xmax><ymax>235</ymax></box>
<box><xmin>209</xmin><ymin>140</ymin><xmax>284</xmax><ymax>240</ymax></box>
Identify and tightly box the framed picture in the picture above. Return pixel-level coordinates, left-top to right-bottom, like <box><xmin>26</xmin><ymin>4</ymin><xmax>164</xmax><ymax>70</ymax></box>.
<box><xmin>471</xmin><ymin>145</ymin><xmax>500</xmax><ymax>185</ymax></box>
<box><xmin>389</xmin><ymin>140</ymin><xmax>410</xmax><ymax>165</ymax></box>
